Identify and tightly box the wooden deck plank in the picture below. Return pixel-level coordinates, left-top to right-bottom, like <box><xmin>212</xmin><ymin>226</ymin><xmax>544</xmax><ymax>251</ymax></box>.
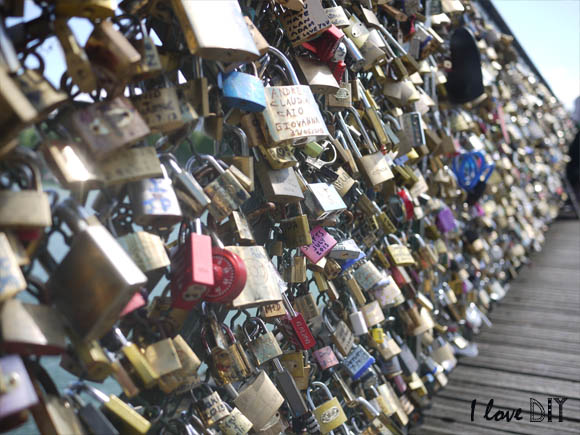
<box><xmin>410</xmin><ymin>222</ymin><xmax>580</xmax><ymax>434</ymax></box>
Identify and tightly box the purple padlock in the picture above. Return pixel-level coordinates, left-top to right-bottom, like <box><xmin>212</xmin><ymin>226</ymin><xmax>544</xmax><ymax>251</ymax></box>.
<box><xmin>0</xmin><ymin>355</ymin><xmax>39</xmax><ymax>422</ymax></box>
<box><xmin>436</xmin><ymin>207</ymin><xmax>456</xmax><ymax>233</ymax></box>
<box><xmin>313</xmin><ymin>346</ymin><xmax>340</xmax><ymax>370</ymax></box>
<box><xmin>300</xmin><ymin>226</ymin><xmax>337</xmax><ymax>264</ymax></box>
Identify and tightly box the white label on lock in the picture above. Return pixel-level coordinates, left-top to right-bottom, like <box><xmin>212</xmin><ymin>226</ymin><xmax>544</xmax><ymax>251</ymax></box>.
<box><xmin>263</xmin><ymin>85</ymin><xmax>329</xmax><ymax>145</ymax></box>
<box><xmin>320</xmin><ymin>407</ymin><xmax>340</xmax><ymax>423</ymax></box>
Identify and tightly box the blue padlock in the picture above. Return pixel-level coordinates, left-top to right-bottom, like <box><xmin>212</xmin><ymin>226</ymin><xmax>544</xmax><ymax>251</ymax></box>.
<box><xmin>221</xmin><ymin>70</ymin><xmax>266</xmax><ymax>113</ymax></box>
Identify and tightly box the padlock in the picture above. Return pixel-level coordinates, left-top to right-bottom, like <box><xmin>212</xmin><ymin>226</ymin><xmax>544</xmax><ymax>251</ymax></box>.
<box><xmin>129</xmin><ymin>163</ymin><xmax>183</xmax><ymax>228</ymax></box>
<box><xmin>113</xmin><ymin>328</ymin><xmax>159</xmax><ymax>389</ymax></box>
<box><xmin>361</xmin><ymin>300</ymin><xmax>385</xmax><ymax>328</ymax></box>
<box><xmin>157</xmin><ymin>334</ymin><xmax>201</xmax><ymax>393</ymax></box>
<box><xmin>195</xmin><ymin>154</ymin><xmax>251</xmax><ymax>222</ymax></box>
<box><xmin>353</xmin><ymin>259</ymin><xmax>387</xmax><ymax>292</ymax></box>
<box><xmin>295</xmin><ymin>56</ymin><xmax>339</xmax><ymax>94</ymax></box>
<box><xmin>260</xmin><ymin>46</ymin><xmax>329</xmax><ymax>147</ymax></box>
<box><xmin>71</xmin><ymin>96</ymin><xmax>151</xmax><ymax>161</ymax></box>
<box><xmin>303</xmin><ymin>181</ymin><xmax>348</xmax><ymax>220</ymax></box>
<box><xmin>430</xmin><ymin>336</ymin><xmax>457</xmax><ymax>372</ymax></box>
<box><xmin>436</xmin><ymin>206</ymin><xmax>457</xmax><ymax>233</ymax></box>
<box><xmin>283</xmin><ymin>251</ymin><xmax>308</xmax><ymax>283</ymax></box>
<box><xmin>85</xmin><ymin>19</ymin><xmax>142</xmax><ymax>84</ymax></box>
<box><xmin>218</xmin><ymin>407</ymin><xmax>254</xmax><ymax>435</ymax></box>
<box><xmin>300</xmin><ymin>226</ymin><xmax>338</xmax><ymax>264</ymax></box>
<box><xmin>385</xmin><ymin>235</ymin><xmax>416</xmax><ymax>267</ymax></box>
<box><xmin>280</xmin><ymin>0</ymin><xmax>332</xmax><ymax>46</ymax></box>
<box><xmin>373</xmin><ymin>276</ymin><xmax>404</xmax><ymax>308</ymax></box>
<box><xmin>281</xmin><ymin>293</ymin><xmax>316</xmax><ymax>350</ymax></box>
<box><xmin>0</xmin><ymin>67</ymin><xmax>37</xmax><ymax>154</ymax></box>
<box><xmin>256</xmin><ymin>159</ymin><xmax>305</xmax><ymax>203</ymax></box>
<box><xmin>347</xmin><ymin>296</ymin><xmax>369</xmax><ymax>336</ymax></box>
<box><xmin>0</xmin><ymin>232</ymin><xmax>26</xmax><ymax>302</ymax></box>
<box><xmin>322</xmin><ymin>307</ymin><xmax>354</xmax><ymax>356</ymax></box>
<box><xmin>0</xmin><ymin>154</ymin><xmax>52</xmax><ymax>230</ymax></box>
<box><xmin>204</xmin><ymin>234</ymin><xmax>247</xmax><ymax>304</ymax></box>
<box><xmin>55</xmin><ymin>0</ymin><xmax>116</xmax><ymax>18</ymax></box>
<box><xmin>0</xmin><ymin>355</ymin><xmax>38</xmax><ymax>431</ymax></box>
<box><xmin>171</xmin><ymin>0</ymin><xmax>260</xmax><ymax>62</ymax></box>
<box><xmin>394</xmin><ymin>335</ymin><xmax>420</xmax><ymax>375</ymax></box>
<box><xmin>30</xmin><ymin>387</ymin><xmax>87</xmax><ymax>435</ymax></box>
<box><xmin>118</xmin><ymin>230</ymin><xmax>170</xmax><ymax>273</ymax></box>
<box><xmin>143</xmin><ymin>337</ymin><xmax>182</xmax><ymax>380</ymax></box>
<box><xmin>306</xmin><ymin>381</ymin><xmax>347</xmax><ymax>434</ymax></box>
<box><xmin>131</xmin><ymin>82</ymin><xmax>185</xmax><ymax>133</ymax></box>
<box><xmin>170</xmin><ymin>219</ymin><xmax>214</xmax><ymax>309</ymax></box>
<box><xmin>132</xmin><ymin>19</ymin><xmax>163</xmax><ymax>80</ymax></box>
<box><xmin>303</xmin><ymin>24</ymin><xmax>344</xmax><ymax>63</ymax></box>
<box><xmin>280</xmin><ymin>202</ymin><xmax>312</xmax><ymax>249</ymax></box>
<box><xmin>0</xmin><ymin>298</ymin><xmax>67</xmax><ymax>356</ymax></box>
<box><xmin>54</xmin><ymin>18</ymin><xmax>97</xmax><ymax>93</ymax></box>
<box><xmin>62</xmin><ymin>390</ymin><xmax>119</xmax><ymax>435</ymax></box>
<box><xmin>221</xmin><ymin>64</ymin><xmax>266</xmax><ymax>112</ymax></box>
<box><xmin>14</xmin><ymin>65</ymin><xmax>68</xmax><ymax>119</ymax></box>
<box><xmin>330</xmin><ymin>238</ymin><xmax>363</xmax><ymax>260</ymax></box>
<box><xmin>343</xmin><ymin>345</ymin><xmax>375</xmax><ymax>380</ymax></box>
<box><xmin>79</xmin><ymin>383</ymin><xmax>151</xmax><ymax>435</ymax></box>
<box><xmin>293</xmin><ymin>290</ymin><xmax>320</xmax><ymax>321</ymax></box>
<box><xmin>313</xmin><ymin>345</ymin><xmax>339</xmax><ymax>370</ymax></box>
<box><xmin>338</xmin><ymin>109</ymin><xmax>393</xmax><ymax>188</ymax></box>
<box><xmin>233</xmin><ymin>370</ymin><xmax>285</xmax><ymax>430</ymax></box>
<box><xmin>225</xmin><ymin>243</ymin><xmax>283</xmax><ymax>308</ymax></box>
<box><xmin>243</xmin><ymin>317</ymin><xmax>283</xmax><ymax>366</ymax></box>
<box><xmin>163</xmin><ymin>154</ymin><xmax>211</xmax><ymax>216</ymax></box>
<box><xmin>42</xmin><ymin>140</ymin><xmax>101</xmax><ymax>190</ymax></box>
<box><xmin>59</xmin><ymin>335</ymin><xmax>113</xmax><ymax>383</ymax></box>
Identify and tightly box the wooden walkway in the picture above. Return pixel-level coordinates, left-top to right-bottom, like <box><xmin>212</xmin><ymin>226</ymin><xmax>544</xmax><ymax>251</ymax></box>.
<box><xmin>412</xmin><ymin>221</ymin><xmax>580</xmax><ymax>434</ymax></box>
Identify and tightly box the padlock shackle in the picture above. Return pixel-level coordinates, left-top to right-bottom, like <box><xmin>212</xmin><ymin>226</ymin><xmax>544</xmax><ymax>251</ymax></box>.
<box><xmin>266</xmin><ymin>45</ymin><xmax>299</xmax><ymax>85</ymax></box>
<box><xmin>54</xmin><ymin>198</ymin><xmax>90</xmax><ymax>235</ymax></box>
<box><xmin>345</xmin><ymin>107</ymin><xmax>376</xmax><ymax>153</ymax></box>
<box><xmin>336</xmin><ymin>112</ymin><xmax>362</xmax><ymax>158</ymax></box>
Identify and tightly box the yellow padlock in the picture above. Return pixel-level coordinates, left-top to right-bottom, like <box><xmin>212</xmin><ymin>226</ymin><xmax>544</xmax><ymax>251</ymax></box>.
<box><xmin>306</xmin><ymin>381</ymin><xmax>347</xmax><ymax>434</ymax></box>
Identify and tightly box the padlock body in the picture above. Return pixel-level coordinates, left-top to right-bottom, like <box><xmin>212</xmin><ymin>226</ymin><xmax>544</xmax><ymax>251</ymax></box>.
<box><xmin>222</xmin><ymin>71</ymin><xmax>266</xmax><ymax>112</ymax></box>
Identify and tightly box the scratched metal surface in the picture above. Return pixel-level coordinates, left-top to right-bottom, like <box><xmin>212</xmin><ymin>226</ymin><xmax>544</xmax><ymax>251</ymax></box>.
<box><xmin>410</xmin><ymin>221</ymin><xmax>580</xmax><ymax>435</ymax></box>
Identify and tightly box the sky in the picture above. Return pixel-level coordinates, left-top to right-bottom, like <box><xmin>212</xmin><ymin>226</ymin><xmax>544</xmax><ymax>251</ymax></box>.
<box><xmin>6</xmin><ymin>1</ymin><xmax>580</xmax><ymax>110</ymax></box>
<box><xmin>491</xmin><ymin>0</ymin><xmax>580</xmax><ymax>110</ymax></box>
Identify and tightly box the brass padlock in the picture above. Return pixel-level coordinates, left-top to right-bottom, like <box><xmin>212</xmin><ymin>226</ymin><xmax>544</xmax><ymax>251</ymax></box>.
<box><xmin>306</xmin><ymin>381</ymin><xmax>347</xmax><ymax>434</ymax></box>
<box><xmin>233</xmin><ymin>370</ymin><xmax>284</xmax><ymax>430</ymax></box>
<box><xmin>54</xmin><ymin>18</ymin><xmax>97</xmax><ymax>93</ymax></box>
<box><xmin>47</xmin><ymin>200</ymin><xmax>147</xmax><ymax>342</ymax></box>
<box><xmin>280</xmin><ymin>0</ymin><xmax>331</xmax><ymax>46</ymax></box>
<box><xmin>171</xmin><ymin>0</ymin><xmax>260</xmax><ymax>62</ymax></box>
<box><xmin>85</xmin><ymin>19</ymin><xmax>142</xmax><ymax>84</ymax></box>
<box><xmin>0</xmin><ymin>154</ymin><xmax>52</xmax><ymax>230</ymax></box>
<box><xmin>71</xmin><ymin>96</ymin><xmax>151</xmax><ymax>161</ymax></box>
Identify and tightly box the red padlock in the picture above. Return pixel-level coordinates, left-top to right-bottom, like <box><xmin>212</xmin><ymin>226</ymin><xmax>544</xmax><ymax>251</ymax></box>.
<box><xmin>328</xmin><ymin>60</ymin><xmax>346</xmax><ymax>82</ymax></box>
<box><xmin>203</xmin><ymin>234</ymin><xmax>247</xmax><ymax>303</ymax></box>
<box><xmin>171</xmin><ymin>219</ymin><xmax>214</xmax><ymax>309</ymax></box>
<box><xmin>281</xmin><ymin>293</ymin><xmax>315</xmax><ymax>350</ymax></box>
<box><xmin>302</xmin><ymin>25</ymin><xmax>344</xmax><ymax>62</ymax></box>
<box><xmin>204</xmin><ymin>248</ymin><xmax>246</xmax><ymax>303</ymax></box>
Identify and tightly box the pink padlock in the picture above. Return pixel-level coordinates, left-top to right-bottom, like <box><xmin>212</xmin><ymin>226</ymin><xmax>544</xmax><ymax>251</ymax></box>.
<box><xmin>436</xmin><ymin>207</ymin><xmax>456</xmax><ymax>233</ymax></box>
<box><xmin>300</xmin><ymin>226</ymin><xmax>337</xmax><ymax>264</ymax></box>
<box><xmin>313</xmin><ymin>346</ymin><xmax>339</xmax><ymax>370</ymax></box>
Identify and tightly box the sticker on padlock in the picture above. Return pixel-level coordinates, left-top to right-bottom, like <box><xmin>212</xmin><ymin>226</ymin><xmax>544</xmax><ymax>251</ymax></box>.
<box><xmin>300</xmin><ymin>226</ymin><xmax>337</xmax><ymax>264</ymax></box>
